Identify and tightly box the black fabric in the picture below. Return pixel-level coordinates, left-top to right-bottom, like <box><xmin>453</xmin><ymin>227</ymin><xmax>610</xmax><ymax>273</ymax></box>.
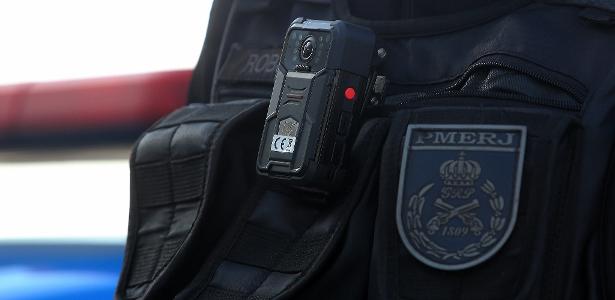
<box><xmin>373</xmin><ymin>106</ymin><xmax>581</xmax><ymax>299</ymax></box>
<box><xmin>188</xmin><ymin>0</ymin><xmax>236</xmax><ymax>103</ymax></box>
<box><xmin>541</xmin><ymin>0</ymin><xmax>615</xmax><ymax>13</ymax></box>
<box><xmin>334</xmin><ymin>0</ymin><xmax>533</xmax><ymax>36</ymax></box>
<box><xmin>343</xmin><ymin>0</ymin><xmax>503</xmax><ymax>20</ymax></box>
<box><xmin>603</xmin><ymin>146</ymin><xmax>615</xmax><ymax>299</ymax></box>
<box><xmin>119</xmin><ymin>0</ymin><xmax>615</xmax><ymax>299</ymax></box>
<box><xmin>173</xmin><ymin>119</ymin><xmax>390</xmax><ymax>300</ymax></box>
<box><xmin>116</xmin><ymin>99</ymin><xmax>269</xmax><ymax>299</ymax></box>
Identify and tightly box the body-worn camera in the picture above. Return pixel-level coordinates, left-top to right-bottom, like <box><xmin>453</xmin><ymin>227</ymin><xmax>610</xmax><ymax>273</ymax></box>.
<box><xmin>256</xmin><ymin>19</ymin><xmax>381</xmax><ymax>189</ymax></box>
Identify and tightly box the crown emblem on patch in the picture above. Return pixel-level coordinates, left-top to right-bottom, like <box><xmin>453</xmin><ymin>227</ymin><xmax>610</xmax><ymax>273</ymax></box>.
<box><xmin>440</xmin><ymin>152</ymin><xmax>481</xmax><ymax>187</ymax></box>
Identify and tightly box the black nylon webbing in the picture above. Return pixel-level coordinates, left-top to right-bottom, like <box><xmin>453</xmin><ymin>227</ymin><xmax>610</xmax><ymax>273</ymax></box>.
<box><xmin>117</xmin><ymin>99</ymin><xmax>268</xmax><ymax>300</ymax></box>
<box><xmin>128</xmin><ymin>245</ymin><xmax>161</xmax><ymax>286</ymax></box>
<box><xmin>189</xmin><ymin>182</ymin><xmax>334</xmax><ymax>299</ymax></box>
<box><xmin>223</xmin><ymin>224</ymin><xmax>331</xmax><ymax>278</ymax></box>
<box><xmin>134</xmin><ymin>162</ymin><xmax>173</xmax><ymax>208</ymax></box>
<box><xmin>199</xmin><ymin>207</ymin><xmax>333</xmax><ymax>299</ymax></box>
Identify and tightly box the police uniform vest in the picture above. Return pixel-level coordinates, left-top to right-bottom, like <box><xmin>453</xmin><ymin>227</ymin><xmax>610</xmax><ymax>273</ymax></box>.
<box><xmin>116</xmin><ymin>0</ymin><xmax>615</xmax><ymax>299</ymax></box>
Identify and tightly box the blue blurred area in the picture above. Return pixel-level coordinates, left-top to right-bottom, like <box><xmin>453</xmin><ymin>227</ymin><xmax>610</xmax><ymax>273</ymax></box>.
<box><xmin>0</xmin><ymin>244</ymin><xmax>124</xmax><ymax>300</ymax></box>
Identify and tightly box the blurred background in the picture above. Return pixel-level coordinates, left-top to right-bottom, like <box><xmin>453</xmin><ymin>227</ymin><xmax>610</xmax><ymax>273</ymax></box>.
<box><xmin>0</xmin><ymin>0</ymin><xmax>213</xmax><ymax>299</ymax></box>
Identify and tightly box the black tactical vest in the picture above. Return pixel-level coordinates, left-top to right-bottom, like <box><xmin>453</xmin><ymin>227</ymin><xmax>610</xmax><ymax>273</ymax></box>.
<box><xmin>116</xmin><ymin>1</ymin><xmax>615</xmax><ymax>299</ymax></box>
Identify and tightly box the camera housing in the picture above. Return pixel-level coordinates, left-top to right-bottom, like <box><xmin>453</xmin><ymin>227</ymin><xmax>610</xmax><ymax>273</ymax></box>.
<box><xmin>256</xmin><ymin>18</ymin><xmax>377</xmax><ymax>189</ymax></box>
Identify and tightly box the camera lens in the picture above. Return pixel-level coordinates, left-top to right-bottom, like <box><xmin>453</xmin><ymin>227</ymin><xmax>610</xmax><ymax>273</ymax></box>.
<box><xmin>300</xmin><ymin>36</ymin><xmax>316</xmax><ymax>62</ymax></box>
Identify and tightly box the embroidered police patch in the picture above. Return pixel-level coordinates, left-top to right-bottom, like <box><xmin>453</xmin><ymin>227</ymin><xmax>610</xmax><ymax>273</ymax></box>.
<box><xmin>396</xmin><ymin>124</ymin><xmax>526</xmax><ymax>271</ymax></box>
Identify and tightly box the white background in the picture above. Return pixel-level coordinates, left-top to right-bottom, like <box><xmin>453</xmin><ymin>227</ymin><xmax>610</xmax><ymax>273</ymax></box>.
<box><xmin>0</xmin><ymin>0</ymin><xmax>213</xmax><ymax>85</ymax></box>
<box><xmin>0</xmin><ymin>0</ymin><xmax>213</xmax><ymax>243</ymax></box>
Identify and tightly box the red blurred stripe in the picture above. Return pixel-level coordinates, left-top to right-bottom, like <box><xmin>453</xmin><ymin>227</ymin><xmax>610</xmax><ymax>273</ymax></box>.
<box><xmin>0</xmin><ymin>70</ymin><xmax>191</xmax><ymax>135</ymax></box>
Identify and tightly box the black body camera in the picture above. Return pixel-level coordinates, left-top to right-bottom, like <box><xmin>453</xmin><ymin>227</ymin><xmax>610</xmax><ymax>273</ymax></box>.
<box><xmin>256</xmin><ymin>19</ymin><xmax>380</xmax><ymax>189</ymax></box>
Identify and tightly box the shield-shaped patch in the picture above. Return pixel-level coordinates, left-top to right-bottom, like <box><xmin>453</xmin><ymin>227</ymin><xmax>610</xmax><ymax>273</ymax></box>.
<box><xmin>396</xmin><ymin>124</ymin><xmax>526</xmax><ymax>271</ymax></box>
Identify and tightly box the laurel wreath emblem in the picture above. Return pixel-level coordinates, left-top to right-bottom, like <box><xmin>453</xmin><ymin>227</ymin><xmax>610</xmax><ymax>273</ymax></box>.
<box><xmin>406</xmin><ymin>180</ymin><xmax>506</xmax><ymax>260</ymax></box>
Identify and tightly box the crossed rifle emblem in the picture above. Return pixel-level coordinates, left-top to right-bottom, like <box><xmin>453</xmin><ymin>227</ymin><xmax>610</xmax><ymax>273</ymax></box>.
<box><xmin>427</xmin><ymin>198</ymin><xmax>484</xmax><ymax>236</ymax></box>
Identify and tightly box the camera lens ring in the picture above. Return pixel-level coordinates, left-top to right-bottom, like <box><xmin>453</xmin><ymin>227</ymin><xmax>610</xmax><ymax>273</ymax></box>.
<box><xmin>299</xmin><ymin>36</ymin><xmax>316</xmax><ymax>62</ymax></box>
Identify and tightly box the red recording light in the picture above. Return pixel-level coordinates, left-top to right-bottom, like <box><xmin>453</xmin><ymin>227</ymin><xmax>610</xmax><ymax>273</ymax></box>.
<box><xmin>344</xmin><ymin>87</ymin><xmax>356</xmax><ymax>100</ymax></box>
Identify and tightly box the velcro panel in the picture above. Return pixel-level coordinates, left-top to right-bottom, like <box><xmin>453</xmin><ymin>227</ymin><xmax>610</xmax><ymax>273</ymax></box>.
<box><xmin>247</xmin><ymin>190</ymin><xmax>321</xmax><ymax>237</ymax></box>
<box><xmin>210</xmin><ymin>261</ymin><xmax>270</xmax><ymax>295</ymax></box>
<box><xmin>274</xmin><ymin>233</ymin><xmax>330</xmax><ymax>273</ymax></box>
<box><xmin>227</xmin><ymin>224</ymin><xmax>293</xmax><ymax>269</ymax></box>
